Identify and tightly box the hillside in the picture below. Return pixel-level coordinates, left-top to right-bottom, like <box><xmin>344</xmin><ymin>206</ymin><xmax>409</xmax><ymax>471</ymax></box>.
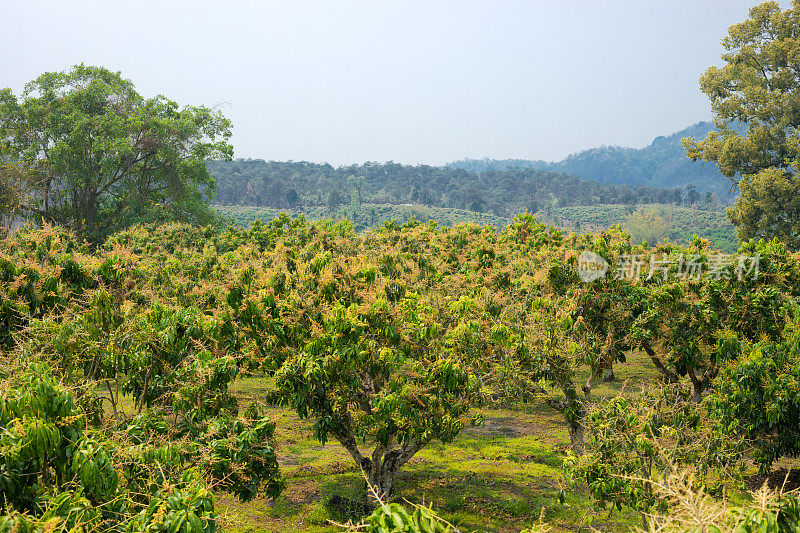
<box><xmin>208</xmin><ymin>122</ymin><xmax>742</xmax><ymax>251</ymax></box>
<box><xmin>448</xmin><ymin>121</ymin><xmax>739</xmax><ymax>200</ymax></box>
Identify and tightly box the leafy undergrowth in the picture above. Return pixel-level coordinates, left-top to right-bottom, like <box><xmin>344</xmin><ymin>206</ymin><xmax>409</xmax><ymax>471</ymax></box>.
<box><xmin>214</xmin><ymin>353</ymin><xmax>658</xmax><ymax>533</ymax></box>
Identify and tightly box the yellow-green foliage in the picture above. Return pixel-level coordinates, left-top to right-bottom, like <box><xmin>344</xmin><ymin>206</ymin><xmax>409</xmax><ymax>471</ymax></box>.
<box><xmin>1</xmin><ymin>213</ymin><xmax>799</xmax><ymax>532</ymax></box>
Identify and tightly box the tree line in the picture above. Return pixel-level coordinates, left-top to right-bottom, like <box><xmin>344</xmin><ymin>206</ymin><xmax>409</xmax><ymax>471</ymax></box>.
<box><xmin>209</xmin><ymin>159</ymin><xmax>696</xmax><ymax>216</ymax></box>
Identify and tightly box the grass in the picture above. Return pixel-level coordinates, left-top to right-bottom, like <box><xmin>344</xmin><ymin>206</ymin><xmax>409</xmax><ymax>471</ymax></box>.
<box><xmin>85</xmin><ymin>349</ymin><xmax>695</xmax><ymax>532</ymax></box>
<box><xmin>214</xmin><ymin>352</ymin><xmax>659</xmax><ymax>532</ymax></box>
<box><xmin>92</xmin><ymin>351</ymin><xmax>772</xmax><ymax>532</ymax></box>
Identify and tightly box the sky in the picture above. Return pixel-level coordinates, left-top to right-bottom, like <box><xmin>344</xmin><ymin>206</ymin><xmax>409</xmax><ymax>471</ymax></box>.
<box><xmin>0</xmin><ymin>0</ymin><xmax>773</xmax><ymax>165</ymax></box>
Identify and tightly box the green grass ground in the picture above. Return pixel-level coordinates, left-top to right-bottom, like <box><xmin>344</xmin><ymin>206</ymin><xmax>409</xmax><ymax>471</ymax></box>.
<box><xmin>97</xmin><ymin>350</ymin><xmax>776</xmax><ymax>532</ymax></box>
<box><xmin>213</xmin><ymin>352</ymin><xmax>659</xmax><ymax>533</ymax></box>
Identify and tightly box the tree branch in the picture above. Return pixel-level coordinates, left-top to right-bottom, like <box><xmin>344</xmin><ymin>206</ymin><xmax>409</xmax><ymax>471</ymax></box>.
<box><xmin>642</xmin><ymin>341</ymin><xmax>679</xmax><ymax>383</ymax></box>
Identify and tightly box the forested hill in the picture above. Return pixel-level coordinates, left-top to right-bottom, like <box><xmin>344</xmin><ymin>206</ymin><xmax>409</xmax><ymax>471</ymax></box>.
<box><xmin>209</xmin><ymin>160</ymin><xmax>691</xmax><ymax>217</ymax></box>
<box><xmin>448</xmin><ymin>121</ymin><xmax>737</xmax><ymax>200</ymax></box>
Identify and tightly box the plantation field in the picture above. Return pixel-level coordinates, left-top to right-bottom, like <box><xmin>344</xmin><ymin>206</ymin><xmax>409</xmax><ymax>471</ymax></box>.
<box><xmin>214</xmin><ymin>202</ymin><xmax>739</xmax><ymax>252</ymax></box>
<box><xmin>8</xmin><ymin>6</ymin><xmax>800</xmax><ymax>531</ymax></box>
<box><xmin>2</xmin><ymin>215</ymin><xmax>799</xmax><ymax>533</ymax></box>
<box><xmin>88</xmin><ymin>348</ymin><xmax>660</xmax><ymax>532</ymax></box>
<box><xmin>213</xmin><ymin>203</ymin><xmax>512</xmax><ymax>232</ymax></box>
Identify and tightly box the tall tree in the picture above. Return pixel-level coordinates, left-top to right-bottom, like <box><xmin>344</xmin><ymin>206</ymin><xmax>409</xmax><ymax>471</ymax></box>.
<box><xmin>684</xmin><ymin>1</ymin><xmax>800</xmax><ymax>249</ymax></box>
<box><xmin>0</xmin><ymin>65</ymin><xmax>232</xmax><ymax>241</ymax></box>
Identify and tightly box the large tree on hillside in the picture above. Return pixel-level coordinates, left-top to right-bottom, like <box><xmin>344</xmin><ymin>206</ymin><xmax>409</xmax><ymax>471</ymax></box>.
<box><xmin>0</xmin><ymin>64</ymin><xmax>232</xmax><ymax>241</ymax></box>
<box><xmin>684</xmin><ymin>0</ymin><xmax>800</xmax><ymax>249</ymax></box>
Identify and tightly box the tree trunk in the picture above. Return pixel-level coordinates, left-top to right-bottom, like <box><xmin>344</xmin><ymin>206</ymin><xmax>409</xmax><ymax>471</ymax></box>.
<box><xmin>587</xmin><ymin>368</ymin><xmax>599</xmax><ymax>392</ymax></box>
<box><xmin>74</xmin><ymin>186</ymin><xmax>98</xmax><ymax>238</ymax></box>
<box><xmin>363</xmin><ymin>450</ymin><xmax>402</xmax><ymax>504</ymax></box>
<box><xmin>687</xmin><ymin>366</ymin><xmax>705</xmax><ymax>403</ymax></box>
<box><xmin>568</xmin><ymin>421</ymin><xmax>585</xmax><ymax>456</ymax></box>
<box><xmin>602</xmin><ymin>331</ymin><xmax>615</xmax><ymax>382</ymax></box>
<box><xmin>333</xmin><ymin>429</ymin><xmax>426</xmax><ymax>506</ymax></box>
<box><xmin>642</xmin><ymin>341</ymin><xmax>679</xmax><ymax>383</ymax></box>
<box><xmin>571</xmin><ymin>372</ymin><xmax>592</xmax><ymax>456</ymax></box>
<box><xmin>689</xmin><ymin>378</ymin><xmax>704</xmax><ymax>403</ymax></box>
<box><xmin>105</xmin><ymin>379</ymin><xmax>119</xmax><ymax>420</ymax></box>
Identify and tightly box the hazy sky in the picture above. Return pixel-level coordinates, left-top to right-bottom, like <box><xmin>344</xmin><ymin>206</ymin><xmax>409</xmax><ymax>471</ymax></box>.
<box><xmin>0</xmin><ymin>1</ymin><xmax>772</xmax><ymax>165</ymax></box>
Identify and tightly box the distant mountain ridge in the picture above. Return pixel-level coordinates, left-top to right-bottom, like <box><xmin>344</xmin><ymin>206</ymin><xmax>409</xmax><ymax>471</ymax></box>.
<box><xmin>447</xmin><ymin>121</ymin><xmax>737</xmax><ymax>200</ymax></box>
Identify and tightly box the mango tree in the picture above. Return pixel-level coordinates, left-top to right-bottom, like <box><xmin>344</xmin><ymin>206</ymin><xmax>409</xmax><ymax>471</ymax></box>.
<box><xmin>708</xmin><ymin>304</ymin><xmax>800</xmax><ymax>470</ymax></box>
<box><xmin>228</xmin><ymin>225</ymin><xmax>483</xmax><ymax>502</ymax></box>
<box><xmin>234</xmin><ymin>290</ymin><xmax>481</xmax><ymax>502</ymax></box>
<box><xmin>565</xmin><ymin>385</ymin><xmax>741</xmax><ymax>528</ymax></box>
<box><xmin>486</xmin><ymin>216</ymin><xmax>638</xmax><ymax>455</ymax></box>
<box><xmin>631</xmin><ymin>238</ymin><xmax>799</xmax><ymax>402</ymax></box>
<box><xmin>0</xmin><ymin>360</ymin><xmax>283</xmax><ymax>529</ymax></box>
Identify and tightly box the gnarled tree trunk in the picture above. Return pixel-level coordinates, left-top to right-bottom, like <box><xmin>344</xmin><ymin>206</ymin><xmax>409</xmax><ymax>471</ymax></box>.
<box><xmin>643</xmin><ymin>341</ymin><xmax>718</xmax><ymax>403</ymax></box>
<box><xmin>546</xmin><ymin>379</ymin><xmax>591</xmax><ymax>457</ymax></box>
<box><xmin>642</xmin><ymin>341</ymin><xmax>679</xmax><ymax>384</ymax></box>
<box><xmin>333</xmin><ymin>429</ymin><xmax>427</xmax><ymax>505</ymax></box>
<box><xmin>567</xmin><ymin>420</ymin><xmax>586</xmax><ymax>456</ymax></box>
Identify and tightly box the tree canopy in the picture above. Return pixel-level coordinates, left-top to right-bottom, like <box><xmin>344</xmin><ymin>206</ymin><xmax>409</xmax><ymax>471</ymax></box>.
<box><xmin>0</xmin><ymin>65</ymin><xmax>232</xmax><ymax>241</ymax></box>
<box><xmin>684</xmin><ymin>0</ymin><xmax>800</xmax><ymax>249</ymax></box>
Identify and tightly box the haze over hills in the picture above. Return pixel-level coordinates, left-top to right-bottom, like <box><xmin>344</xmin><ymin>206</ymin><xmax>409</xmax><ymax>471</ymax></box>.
<box><xmin>448</xmin><ymin>121</ymin><xmax>737</xmax><ymax>201</ymax></box>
